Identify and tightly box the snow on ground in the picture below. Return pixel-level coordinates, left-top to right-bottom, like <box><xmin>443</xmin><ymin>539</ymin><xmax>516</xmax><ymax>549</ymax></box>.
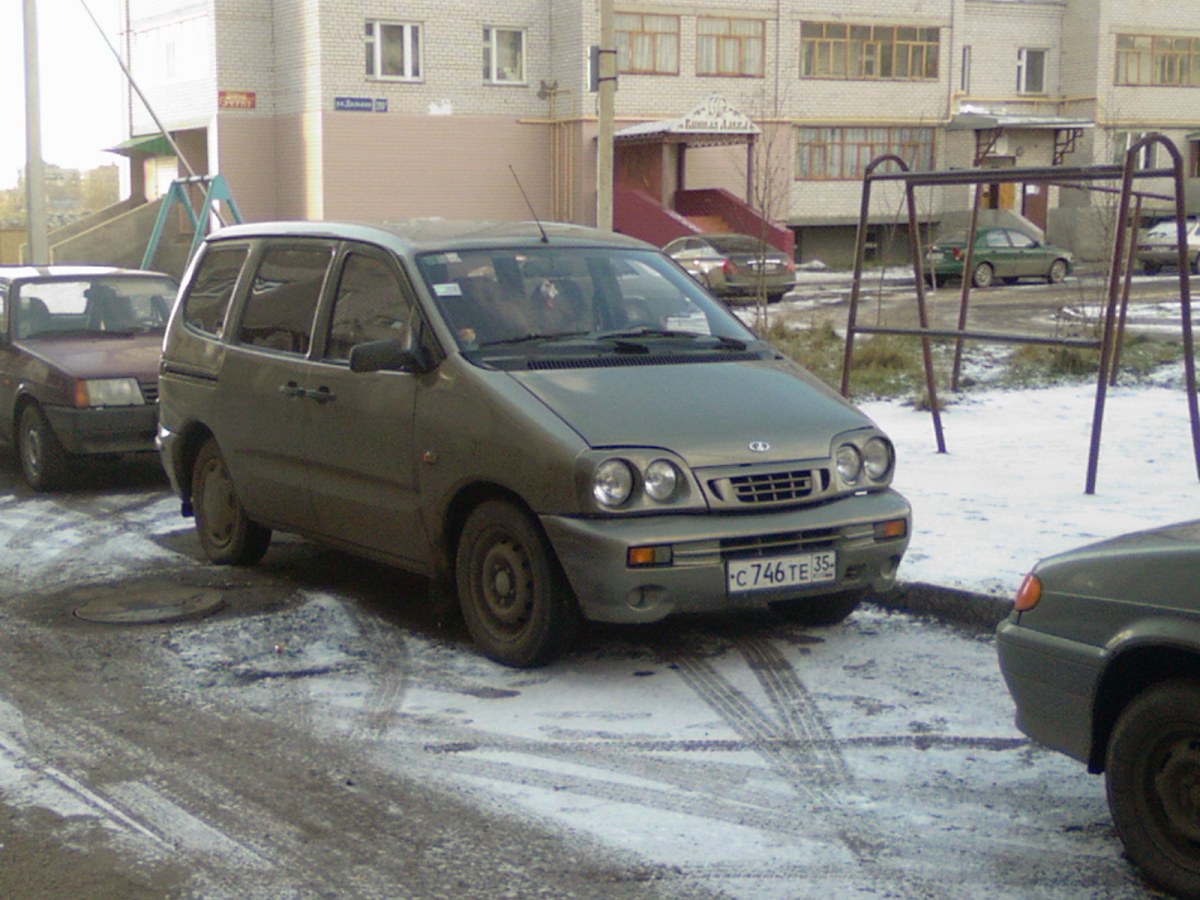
<box><xmin>860</xmin><ymin>371</ymin><xmax>1200</xmax><ymax>601</ymax></box>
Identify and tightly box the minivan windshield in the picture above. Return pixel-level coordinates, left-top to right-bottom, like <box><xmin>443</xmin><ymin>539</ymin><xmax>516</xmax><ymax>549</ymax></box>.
<box><xmin>13</xmin><ymin>275</ymin><xmax>178</xmax><ymax>340</ymax></box>
<box><xmin>416</xmin><ymin>246</ymin><xmax>759</xmax><ymax>353</ymax></box>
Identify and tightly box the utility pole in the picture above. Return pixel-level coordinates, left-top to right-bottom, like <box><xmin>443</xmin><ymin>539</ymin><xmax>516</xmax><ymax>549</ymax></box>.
<box><xmin>595</xmin><ymin>0</ymin><xmax>615</xmax><ymax>230</ymax></box>
<box><xmin>23</xmin><ymin>0</ymin><xmax>49</xmax><ymax>263</ymax></box>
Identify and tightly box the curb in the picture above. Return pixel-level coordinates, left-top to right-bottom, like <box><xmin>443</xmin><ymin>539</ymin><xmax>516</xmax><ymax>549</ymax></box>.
<box><xmin>869</xmin><ymin>582</ymin><xmax>1013</xmax><ymax>633</ymax></box>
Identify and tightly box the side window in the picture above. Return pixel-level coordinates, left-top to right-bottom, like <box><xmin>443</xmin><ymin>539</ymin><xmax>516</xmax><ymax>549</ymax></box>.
<box><xmin>325</xmin><ymin>251</ymin><xmax>414</xmax><ymax>361</ymax></box>
<box><xmin>984</xmin><ymin>230</ymin><xmax>1011</xmax><ymax>248</ymax></box>
<box><xmin>184</xmin><ymin>244</ymin><xmax>248</xmax><ymax>337</ymax></box>
<box><xmin>1008</xmin><ymin>231</ymin><xmax>1036</xmax><ymax>249</ymax></box>
<box><xmin>0</xmin><ymin>286</ymin><xmax>7</xmax><ymax>336</ymax></box>
<box><xmin>238</xmin><ymin>243</ymin><xmax>334</xmax><ymax>355</ymax></box>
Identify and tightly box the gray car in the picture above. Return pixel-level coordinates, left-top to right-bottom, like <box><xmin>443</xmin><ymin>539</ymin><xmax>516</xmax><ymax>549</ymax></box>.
<box><xmin>1136</xmin><ymin>218</ymin><xmax>1200</xmax><ymax>276</ymax></box>
<box><xmin>663</xmin><ymin>233</ymin><xmax>796</xmax><ymax>303</ymax></box>
<box><xmin>157</xmin><ymin>220</ymin><xmax>910</xmax><ymax>667</ymax></box>
<box><xmin>996</xmin><ymin>521</ymin><xmax>1200</xmax><ymax>898</ymax></box>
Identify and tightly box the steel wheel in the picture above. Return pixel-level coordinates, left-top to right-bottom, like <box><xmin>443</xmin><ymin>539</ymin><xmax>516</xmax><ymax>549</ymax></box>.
<box><xmin>191</xmin><ymin>438</ymin><xmax>271</xmax><ymax>565</ymax></box>
<box><xmin>971</xmin><ymin>262</ymin><xmax>995</xmax><ymax>289</ymax></box>
<box><xmin>1047</xmin><ymin>259</ymin><xmax>1069</xmax><ymax>284</ymax></box>
<box><xmin>1106</xmin><ymin>679</ymin><xmax>1200</xmax><ymax>898</ymax></box>
<box><xmin>456</xmin><ymin>500</ymin><xmax>580</xmax><ymax>667</ymax></box>
<box><xmin>17</xmin><ymin>403</ymin><xmax>69</xmax><ymax>491</ymax></box>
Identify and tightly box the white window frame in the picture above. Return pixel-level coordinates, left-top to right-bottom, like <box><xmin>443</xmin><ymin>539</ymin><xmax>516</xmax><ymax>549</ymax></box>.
<box><xmin>365</xmin><ymin>20</ymin><xmax>423</xmax><ymax>82</ymax></box>
<box><xmin>483</xmin><ymin>27</ymin><xmax>527</xmax><ymax>84</ymax></box>
<box><xmin>1017</xmin><ymin>47</ymin><xmax>1046</xmax><ymax>94</ymax></box>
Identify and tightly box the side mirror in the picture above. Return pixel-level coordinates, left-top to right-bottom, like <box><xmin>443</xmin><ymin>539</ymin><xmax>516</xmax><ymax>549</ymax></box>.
<box><xmin>348</xmin><ymin>338</ymin><xmax>430</xmax><ymax>374</ymax></box>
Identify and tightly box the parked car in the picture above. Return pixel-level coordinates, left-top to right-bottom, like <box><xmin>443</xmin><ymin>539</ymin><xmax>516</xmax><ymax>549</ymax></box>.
<box><xmin>0</xmin><ymin>265</ymin><xmax>178</xmax><ymax>490</ymax></box>
<box><xmin>996</xmin><ymin>521</ymin><xmax>1200</xmax><ymax>898</ymax></box>
<box><xmin>925</xmin><ymin>227</ymin><xmax>1073</xmax><ymax>288</ymax></box>
<box><xmin>662</xmin><ymin>233</ymin><xmax>796</xmax><ymax>303</ymax></box>
<box><xmin>157</xmin><ymin>220</ymin><xmax>911</xmax><ymax>667</ymax></box>
<box><xmin>1136</xmin><ymin>217</ymin><xmax>1200</xmax><ymax>275</ymax></box>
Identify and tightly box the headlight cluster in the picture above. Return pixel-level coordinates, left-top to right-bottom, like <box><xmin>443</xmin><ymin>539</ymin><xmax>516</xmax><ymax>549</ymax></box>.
<box><xmin>74</xmin><ymin>377</ymin><xmax>145</xmax><ymax>408</ymax></box>
<box><xmin>834</xmin><ymin>435</ymin><xmax>894</xmax><ymax>489</ymax></box>
<box><xmin>592</xmin><ymin>456</ymin><xmax>683</xmax><ymax>509</ymax></box>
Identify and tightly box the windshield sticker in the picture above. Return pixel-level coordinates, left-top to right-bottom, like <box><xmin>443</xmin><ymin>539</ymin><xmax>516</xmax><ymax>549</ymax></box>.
<box><xmin>667</xmin><ymin>313</ymin><xmax>711</xmax><ymax>334</ymax></box>
<box><xmin>433</xmin><ymin>282</ymin><xmax>463</xmax><ymax>298</ymax></box>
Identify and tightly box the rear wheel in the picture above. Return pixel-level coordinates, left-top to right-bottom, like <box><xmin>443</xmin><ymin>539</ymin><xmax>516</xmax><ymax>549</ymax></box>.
<box><xmin>456</xmin><ymin>500</ymin><xmax>581</xmax><ymax>667</ymax></box>
<box><xmin>17</xmin><ymin>403</ymin><xmax>70</xmax><ymax>491</ymax></box>
<box><xmin>769</xmin><ymin>589</ymin><xmax>865</xmax><ymax>626</ymax></box>
<box><xmin>1105</xmin><ymin>679</ymin><xmax>1200</xmax><ymax>899</ymax></box>
<box><xmin>1047</xmin><ymin>259</ymin><xmax>1069</xmax><ymax>284</ymax></box>
<box><xmin>1192</xmin><ymin>254</ymin><xmax>1200</xmax><ymax>276</ymax></box>
<box><xmin>971</xmin><ymin>262</ymin><xmax>995</xmax><ymax>289</ymax></box>
<box><xmin>1143</xmin><ymin>261</ymin><xmax>1163</xmax><ymax>276</ymax></box>
<box><xmin>191</xmin><ymin>438</ymin><xmax>271</xmax><ymax>565</ymax></box>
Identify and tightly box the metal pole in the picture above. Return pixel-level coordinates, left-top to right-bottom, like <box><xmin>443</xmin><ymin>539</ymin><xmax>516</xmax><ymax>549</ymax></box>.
<box><xmin>595</xmin><ymin>0</ymin><xmax>615</xmax><ymax>230</ymax></box>
<box><xmin>22</xmin><ymin>0</ymin><xmax>48</xmax><ymax>264</ymax></box>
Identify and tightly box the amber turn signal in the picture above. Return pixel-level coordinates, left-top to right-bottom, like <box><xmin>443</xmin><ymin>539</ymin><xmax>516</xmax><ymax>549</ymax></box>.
<box><xmin>1014</xmin><ymin>573</ymin><xmax>1042</xmax><ymax>612</ymax></box>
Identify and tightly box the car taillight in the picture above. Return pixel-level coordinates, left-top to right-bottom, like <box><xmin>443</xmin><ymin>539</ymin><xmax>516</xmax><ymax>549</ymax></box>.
<box><xmin>723</xmin><ymin>258</ymin><xmax>738</xmax><ymax>276</ymax></box>
<box><xmin>952</xmin><ymin>248</ymin><xmax>965</xmax><ymax>261</ymax></box>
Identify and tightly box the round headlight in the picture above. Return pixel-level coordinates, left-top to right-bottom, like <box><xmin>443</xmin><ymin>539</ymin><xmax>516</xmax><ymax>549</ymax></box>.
<box><xmin>593</xmin><ymin>459</ymin><xmax>634</xmax><ymax>508</ymax></box>
<box><xmin>835</xmin><ymin>444</ymin><xmax>863</xmax><ymax>485</ymax></box>
<box><xmin>644</xmin><ymin>459</ymin><xmax>679</xmax><ymax>502</ymax></box>
<box><xmin>862</xmin><ymin>437</ymin><xmax>893</xmax><ymax>482</ymax></box>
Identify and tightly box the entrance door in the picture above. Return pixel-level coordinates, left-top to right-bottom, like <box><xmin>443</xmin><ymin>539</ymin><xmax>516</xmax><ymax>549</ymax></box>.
<box><xmin>1022</xmin><ymin>183</ymin><xmax>1048</xmax><ymax>231</ymax></box>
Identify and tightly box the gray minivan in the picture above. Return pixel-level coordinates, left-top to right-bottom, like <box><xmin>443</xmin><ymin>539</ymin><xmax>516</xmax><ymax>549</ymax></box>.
<box><xmin>158</xmin><ymin>220</ymin><xmax>910</xmax><ymax>666</ymax></box>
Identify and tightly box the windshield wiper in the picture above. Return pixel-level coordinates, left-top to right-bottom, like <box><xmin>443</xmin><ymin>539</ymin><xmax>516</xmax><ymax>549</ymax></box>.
<box><xmin>596</xmin><ymin>328</ymin><xmax>748</xmax><ymax>351</ymax></box>
<box><xmin>476</xmin><ymin>331</ymin><xmax>591</xmax><ymax>348</ymax></box>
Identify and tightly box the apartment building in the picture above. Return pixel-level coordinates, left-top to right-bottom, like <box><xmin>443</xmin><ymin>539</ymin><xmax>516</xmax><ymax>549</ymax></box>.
<box><xmin>114</xmin><ymin>0</ymin><xmax>1200</xmax><ymax>264</ymax></box>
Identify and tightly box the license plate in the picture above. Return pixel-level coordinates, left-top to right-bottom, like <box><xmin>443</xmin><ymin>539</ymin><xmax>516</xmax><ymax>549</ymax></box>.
<box><xmin>727</xmin><ymin>551</ymin><xmax>837</xmax><ymax>593</ymax></box>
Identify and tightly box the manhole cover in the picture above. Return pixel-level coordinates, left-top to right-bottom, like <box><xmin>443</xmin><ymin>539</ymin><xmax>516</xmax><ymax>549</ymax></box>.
<box><xmin>74</xmin><ymin>584</ymin><xmax>226</xmax><ymax>625</ymax></box>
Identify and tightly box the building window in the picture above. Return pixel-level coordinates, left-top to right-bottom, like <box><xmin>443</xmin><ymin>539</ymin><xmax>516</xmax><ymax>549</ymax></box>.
<box><xmin>1113</xmin><ymin>132</ymin><xmax>1159</xmax><ymax>169</ymax></box>
<box><xmin>1017</xmin><ymin>48</ymin><xmax>1046</xmax><ymax>94</ymax></box>
<box><xmin>1115</xmin><ymin>34</ymin><xmax>1200</xmax><ymax>86</ymax></box>
<box><xmin>795</xmin><ymin>126</ymin><xmax>935</xmax><ymax>180</ymax></box>
<box><xmin>697</xmin><ymin>17</ymin><xmax>764</xmax><ymax>77</ymax></box>
<box><xmin>961</xmin><ymin>45</ymin><xmax>971</xmax><ymax>92</ymax></box>
<box><xmin>484</xmin><ymin>27</ymin><xmax>526</xmax><ymax>84</ymax></box>
<box><xmin>801</xmin><ymin>22</ymin><xmax>939</xmax><ymax>81</ymax></box>
<box><xmin>615</xmin><ymin>12</ymin><xmax>679</xmax><ymax>74</ymax></box>
<box><xmin>365</xmin><ymin>21</ymin><xmax>422</xmax><ymax>81</ymax></box>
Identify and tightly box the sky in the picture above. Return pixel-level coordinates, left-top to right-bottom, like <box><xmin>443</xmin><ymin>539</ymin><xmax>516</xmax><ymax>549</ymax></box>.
<box><xmin>0</xmin><ymin>0</ymin><xmax>127</xmax><ymax>189</ymax></box>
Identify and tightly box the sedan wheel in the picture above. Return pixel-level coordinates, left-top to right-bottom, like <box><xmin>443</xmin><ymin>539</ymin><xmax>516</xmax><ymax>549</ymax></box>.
<box><xmin>456</xmin><ymin>500</ymin><xmax>581</xmax><ymax>667</ymax></box>
<box><xmin>191</xmin><ymin>438</ymin><xmax>271</xmax><ymax>565</ymax></box>
<box><xmin>1047</xmin><ymin>259</ymin><xmax>1069</xmax><ymax>284</ymax></box>
<box><xmin>1106</xmin><ymin>679</ymin><xmax>1200</xmax><ymax>899</ymax></box>
<box><xmin>17</xmin><ymin>403</ymin><xmax>69</xmax><ymax>491</ymax></box>
<box><xmin>971</xmin><ymin>262</ymin><xmax>995</xmax><ymax>289</ymax></box>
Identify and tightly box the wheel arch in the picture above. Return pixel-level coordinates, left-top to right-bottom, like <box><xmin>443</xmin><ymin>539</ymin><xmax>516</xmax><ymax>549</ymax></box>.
<box><xmin>1090</xmin><ymin>646</ymin><xmax>1200</xmax><ymax>772</ymax></box>
<box><xmin>438</xmin><ymin>482</ymin><xmax>546</xmax><ymax>576</ymax></box>
<box><xmin>173</xmin><ymin>422</ymin><xmax>218</xmax><ymax>513</ymax></box>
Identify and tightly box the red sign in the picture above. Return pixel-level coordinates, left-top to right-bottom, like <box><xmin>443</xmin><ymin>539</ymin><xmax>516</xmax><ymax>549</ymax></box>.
<box><xmin>218</xmin><ymin>91</ymin><xmax>256</xmax><ymax>110</ymax></box>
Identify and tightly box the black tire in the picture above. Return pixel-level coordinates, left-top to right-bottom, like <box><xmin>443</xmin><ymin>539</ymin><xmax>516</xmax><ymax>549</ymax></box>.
<box><xmin>1105</xmin><ymin>678</ymin><xmax>1200</xmax><ymax>899</ymax></box>
<box><xmin>1192</xmin><ymin>254</ymin><xmax>1200</xmax><ymax>276</ymax></box>
<box><xmin>17</xmin><ymin>403</ymin><xmax>70</xmax><ymax>491</ymax></box>
<box><xmin>1047</xmin><ymin>259</ymin><xmax>1069</xmax><ymax>284</ymax></box>
<box><xmin>456</xmin><ymin>500</ymin><xmax>581</xmax><ymax>668</ymax></box>
<box><xmin>1143</xmin><ymin>262</ymin><xmax>1163</xmax><ymax>276</ymax></box>
<box><xmin>769</xmin><ymin>589</ymin><xmax>865</xmax><ymax>626</ymax></box>
<box><xmin>971</xmin><ymin>262</ymin><xmax>995</xmax><ymax>289</ymax></box>
<box><xmin>191</xmin><ymin>438</ymin><xmax>271</xmax><ymax>565</ymax></box>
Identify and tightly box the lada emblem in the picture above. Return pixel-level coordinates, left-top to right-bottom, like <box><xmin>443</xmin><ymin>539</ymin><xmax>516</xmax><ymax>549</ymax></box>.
<box><xmin>748</xmin><ymin>440</ymin><xmax>770</xmax><ymax>453</ymax></box>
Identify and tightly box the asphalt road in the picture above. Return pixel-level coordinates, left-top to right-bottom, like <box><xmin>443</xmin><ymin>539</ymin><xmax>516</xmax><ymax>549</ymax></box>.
<box><xmin>0</xmin><ymin>452</ymin><xmax>1166</xmax><ymax>898</ymax></box>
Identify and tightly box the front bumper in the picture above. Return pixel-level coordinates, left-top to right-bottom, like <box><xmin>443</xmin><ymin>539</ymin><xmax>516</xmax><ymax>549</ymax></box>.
<box><xmin>995</xmin><ymin>617</ymin><xmax>1107</xmax><ymax>765</ymax></box>
<box><xmin>43</xmin><ymin>403</ymin><xmax>158</xmax><ymax>456</ymax></box>
<box><xmin>541</xmin><ymin>489</ymin><xmax>910</xmax><ymax>624</ymax></box>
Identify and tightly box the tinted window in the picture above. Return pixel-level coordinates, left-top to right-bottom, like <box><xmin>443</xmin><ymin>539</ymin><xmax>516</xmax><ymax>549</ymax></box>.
<box><xmin>325</xmin><ymin>251</ymin><xmax>414</xmax><ymax>361</ymax></box>
<box><xmin>238</xmin><ymin>243</ymin><xmax>334</xmax><ymax>355</ymax></box>
<box><xmin>185</xmin><ymin>245</ymin><xmax>248</xmax><ymax>336</ymax></box>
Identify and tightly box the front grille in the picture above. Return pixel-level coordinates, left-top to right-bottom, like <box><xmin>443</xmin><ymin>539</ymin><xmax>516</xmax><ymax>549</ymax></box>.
<box><xmin>139</xmin><ymin>379</ymin><xmax>160</xmax><ymax>404</ymax></box>
<box><xmin>703</xmin><ymin>465</ymin><xmax>831</xmax><ymax>508</ymax></box>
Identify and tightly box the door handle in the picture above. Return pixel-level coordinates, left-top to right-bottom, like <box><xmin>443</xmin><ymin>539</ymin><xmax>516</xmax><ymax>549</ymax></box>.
<box><xmin>279</xmin><ymin>381</ymin><xmax>307</xmax><ymax>399</ymax></box>
<box><xmin>308</xmin><ymin>386</ymin><xmax>336</xmax><ymax>404</ymax></box>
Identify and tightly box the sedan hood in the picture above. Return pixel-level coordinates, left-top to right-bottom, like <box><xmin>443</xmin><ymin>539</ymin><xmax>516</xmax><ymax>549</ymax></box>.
<box><xmin>511</xmin><ymin>358</ymin><xmax>874</xmax><ymax>468</ymax></box>
<box><xmin>17</xmin><ymin>333</ymin><xmax>164</xmax><ymax>380</ymax></box>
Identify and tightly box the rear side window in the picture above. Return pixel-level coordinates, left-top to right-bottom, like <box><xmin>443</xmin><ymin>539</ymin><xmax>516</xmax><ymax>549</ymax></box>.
<box><xmin>184</xmin><ymin>244</ymin><xmax>248</xmax><ymax>337</ymax></box>
<box><xmin>238</xmin><ymin>242</ymin><xmax>334</xmax><ymax>355</ymax></box>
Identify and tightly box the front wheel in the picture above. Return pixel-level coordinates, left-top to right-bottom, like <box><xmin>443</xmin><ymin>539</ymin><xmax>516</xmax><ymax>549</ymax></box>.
<box><xmin>971</xmin><ymin>262</ymin><xmax>995</xmax><ymax>289</ymax></box>
<box><xmin>1047</xmin><ymin>259</ymin><xmax>1069</xmax><ymax>284</ymax></box>
<box><xmin>456</xmin><ymin>500</ymin><xmax>581</xmax><ymax>667</ymax></box>
<box><xmin>17</xmin><ymin>403</ymin><xmax>70</xmax><ymax>491</ymax></box>
<box><xmin>769</xmin><ymin>589</ymin><xmax>865</xmax><ymax>626</ymax></box>
<box><xmin>191</xmin><ymin>438</ymin><xmax>271</xmax><ymax>565</ymax></box>
<box><xmin>1105</xmin><ymin>679</ymin><xmax>1200</xmax><ymax>899</ymax></box>
<box><xmin>1192</xmin><ymin>254</ymin><xmax>1200</xmax><ymax>276</ymax></box>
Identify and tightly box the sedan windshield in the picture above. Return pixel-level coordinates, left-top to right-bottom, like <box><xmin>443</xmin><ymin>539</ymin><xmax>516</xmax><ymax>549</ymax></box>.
<box><xmin>416</xmin><ymin>246</ymin><xmax>759</xmax><ymax>353</ymax></box>
<box><xmin>14</xmin><ymin>276</ymin><xmax>178</xmax><ymax>339</ymax></box>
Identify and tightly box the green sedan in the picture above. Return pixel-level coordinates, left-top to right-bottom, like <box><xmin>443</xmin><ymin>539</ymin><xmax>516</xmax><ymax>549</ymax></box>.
<box><xmin>925</xmin><ymin>226</ymin><xmax>1073</xmax><ymax>288</ymax></box>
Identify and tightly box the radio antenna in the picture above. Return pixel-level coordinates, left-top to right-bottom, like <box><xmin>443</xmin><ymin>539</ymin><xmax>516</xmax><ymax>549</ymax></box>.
<box><xmin>509</xmin><ymin>165</ymin><xmax>549</xmax><ymax>243</ymax></box>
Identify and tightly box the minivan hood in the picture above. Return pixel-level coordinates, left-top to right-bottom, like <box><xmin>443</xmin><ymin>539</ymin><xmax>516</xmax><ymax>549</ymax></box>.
<box><xmin>16</xmin><ymin>333</ymin><xmax>163</xmax><ymax>380</ymax></box>
<box><xmin>511</xmin><ymin>358</ymin><xmax>873</xmax><ymax>468</ymax></box>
